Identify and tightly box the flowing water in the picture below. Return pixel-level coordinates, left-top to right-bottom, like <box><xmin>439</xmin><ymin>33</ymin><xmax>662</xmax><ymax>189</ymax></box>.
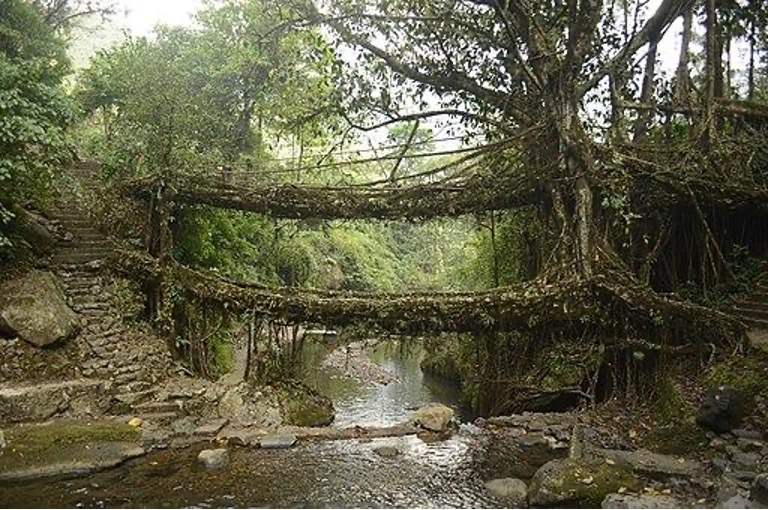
<box><xmin>0</xmin><ymin>339</ymin><xmax>532</xmax><ymax>508</ymax></box>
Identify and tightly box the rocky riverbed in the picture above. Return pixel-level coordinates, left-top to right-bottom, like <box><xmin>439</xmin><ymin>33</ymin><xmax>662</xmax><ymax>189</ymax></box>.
<box><xmin>2</xmin><ymin>407</ymin><xmax>768</xmax><ymax>508</ymax></box>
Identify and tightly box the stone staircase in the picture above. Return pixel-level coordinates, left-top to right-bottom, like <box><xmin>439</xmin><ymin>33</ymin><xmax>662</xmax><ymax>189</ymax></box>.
<box><xmin>45</xmin><ymin>165</ymin><xmax>179</xmax><ymax>423</ymax></box>
<box><xmin>731</xmin><ymin>272</ymin><xmax>768</xmax><ymax>352</ymax></box>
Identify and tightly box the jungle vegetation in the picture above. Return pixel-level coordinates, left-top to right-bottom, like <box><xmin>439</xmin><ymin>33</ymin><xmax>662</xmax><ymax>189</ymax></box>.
<box><xmin>3</xmin><ymin>0</ymin><xmax>768</xmax><ymax>415</ymax></box>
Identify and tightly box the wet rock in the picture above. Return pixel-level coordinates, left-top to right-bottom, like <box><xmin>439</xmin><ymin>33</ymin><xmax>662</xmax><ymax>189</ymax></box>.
<box><xmin>696</xmin><ymin>387</ymin><xmax>750</xmax><ymax>433</ymax></box>
<box><xmin>259</xmin><ymin>434</ymin><xmax>297</xmax><ymax>449</ymax></box>
<box><xmin>411</xmin><ymin>404</ymin><xmax>454</xmax><ymax>432</ymax></box>
<box><xmin>598</xmin><ymin>448</ymin><xmax>701</xmax><ymax>480</ymax></box>
<box><xmin>484</xmin><ymin>478</ymin><xmax>527</xmax><ymax>507</ymax></box>
<box><xmin>528</xmin><ymin>457</ymin><xmax>642</xmax><ymax>507</ymax></box>
<box><xmin>197</xmin><ymin>448</ymin><xmax>228</xmax><ymax>469</ymax></box>
<box><xmin>750</xmin><ymin>473</ymin><xmax>768</xmax><ymax>505</ymax></box>
<box><xmin>0</xmin><ymin>270</ymin><xmax>80</xmax><ymax>347</ymax></box>
<box><xmin>373</xmin><ymin>445</ymin><xmax>400</xmax><ymax>458</ymax></box>
<box><xmin>602</xmin><ymin>493</ymin><xmax>685</xmax><ymax>508</ymax></box>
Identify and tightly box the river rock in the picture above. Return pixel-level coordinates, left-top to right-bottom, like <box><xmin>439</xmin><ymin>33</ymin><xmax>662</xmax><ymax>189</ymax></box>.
<box><xmin>696</xmin><ymin>386</ymin><xmax>750</xmax><ymax>433</ymax></box>
<box><xmin>751</xmin><ymin>473</ymin><xmax>768</xmax><ymax>505</ymax></box>
<box><xmin>260</xmin><ymin>434</ymin><xmax>297</xmax><ymax>449</ymax></box>
<box><xmin>528</xmin><ymin>457</ymin><xmax>642</xmax><ymax>507</ymax></box>
<box><xmin>602</xmin><ymin>493</ymin><xmax>685</xmax><ymax>508</ymax></box>
<box><xmin>484</xmin><ymin>478</ymin><xmax>527</xmax><ymax>507</ymax></box>
<box><xmin>411</xmin><ymin>404</ymin><xmax>454</xmax><ymax>432</ymax></box>
<box><xmin>373</xmin><ymin>445</ymin><xmax>400</xmax><ymax>458</ymax></box>
<box><xmin>0</xmin><ymin>270</ymin><xmax>80</xmax><ymax>347</ymax></box>
<box><xmin>197</xmin><ymin>448</ymin><xmax>229</xmax><ymax>469</ymax></box>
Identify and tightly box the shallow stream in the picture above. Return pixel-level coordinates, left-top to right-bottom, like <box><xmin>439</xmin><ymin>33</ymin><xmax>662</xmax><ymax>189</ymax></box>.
<box><xmin>0</xmin><ymin>339</ymin><xmax>529</xmax><ymax>508</ymax></box>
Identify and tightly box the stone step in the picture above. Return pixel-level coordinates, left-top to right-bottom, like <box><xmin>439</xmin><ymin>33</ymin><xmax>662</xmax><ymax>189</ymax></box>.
<box><xmin>52</xmin><ymin>262</ymin><xmax>103</xmax><ymax>271</ymax></box>
<box><xmin>114</xmin><ymin>372</ymin><xmax>139</xmax><ymax>385</ymax></box>
<box><xmin>742</xmin><ymin>316</ymin><xmax>768</xmax><ymax>328</ymax></box>
<box><xmin>734</xmin><ymin>301</ymin><xmax>768</xmax><ymax>314</ymax></box>
<box><xmin>59</xmin><ymin>239</ymin><xmax>112</xmax><ymax>249</ymax></box>
<box><xmin>732</xmin><ymin>307</ymin><xmax>768</xmax><ymax>322</ymax></box>
<box><xmin>133</xmin><ymin>400</ymin><xmax>184</xmax><ymax>414</ymax></box>
<box><xmin>72</xmin><ymin>302</ymin><xmax>111</xmax><ymax>312</ymax></box>
<box><xmin>89</xmin><ymin>327</ymin><xmax>125</xmax><ymax>340</ymax></box>
<box><xmin>56</xmin><ymin>248</ymin><xmax>112</xmax><ymax>257</ymax></box>
<box><xmin>115</xmin><ymin>364</ymin><xmax>142</xmax><ymax>376</ymax></box>
<box><xmin>52</xmin><ymin>254</ymin><xmax>110</xmax><ymax>264</ymax></box>
<box><xmin>135</xmin><ymin>412</ymin><xmax>179</xmax><ymax>424</ymax></box>
<box><xmin>114</xmin><ymin>389</ymin><xmax>156</xmax><ymax>406</ymax></box>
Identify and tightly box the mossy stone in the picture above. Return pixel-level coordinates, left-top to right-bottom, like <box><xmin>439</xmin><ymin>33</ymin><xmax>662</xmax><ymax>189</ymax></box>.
<box><xmin>528</xmin><ymin>457</ymin><xmax>642</xmax><ymax>508</ymax></box>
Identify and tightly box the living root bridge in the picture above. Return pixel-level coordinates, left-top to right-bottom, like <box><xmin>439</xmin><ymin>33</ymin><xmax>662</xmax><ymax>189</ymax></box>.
<box><xmin>127</xmin><ymin>173</ymin><xmax>545</xmax><ymax>220</ymax></box>
<box><xmin>115</xmin><ymin>250</ymin><xmax>744</xmax><ymax>345</ymax></box>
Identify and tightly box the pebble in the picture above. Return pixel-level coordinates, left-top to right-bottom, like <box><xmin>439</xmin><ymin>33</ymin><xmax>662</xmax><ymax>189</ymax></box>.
<box><xmin>373</xmin><ymin>446</ymin><xmax>399</xmax><ymax>458</ymax></box>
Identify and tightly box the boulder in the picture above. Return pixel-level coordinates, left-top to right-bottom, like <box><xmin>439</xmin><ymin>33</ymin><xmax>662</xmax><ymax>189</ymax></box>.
<box><xmin>217</xmin><ymin>383</ymin><xmax>283</xmax><ymax>427</ymax></box>
<box><xmin>751</xmin><ymin>473</ymin><xmax>768</xmax><ymax>506</ymax></box>
<box><xmin>197</xmin><ymin>448</ymin><xmax>229</xmax><ymax>469</ymax></box>
<box><xmin>696</xmin><ymin>386</ymin><xmax>751</xmax><ymax>433</ymax></box>
<box><xmin>411</xmin><ymin>404</ymin><xmax>454</xmax><ymax>432</ymax></box>
<box><xmin>277</xmin><ymin>382</ymin><xmax>335</xmax><ymax>427</ymax></box>
<box><xmin>484</xmin><ymin>478</ymin><xmax>527</xmax><ymax>507</ymax></box>
<box><xmin>602</xmin><ymin>493</ymin><xmax>685</xmax><ymax>508</ymax></box>
<box><xmin>528</xmin><ymin>457</ymin><xmax>642</xmax><ymax>507</ymax></box>
<box><xmin>15</xmin><ymin>208</ymin><xmax>56</xmax><ymax>256</ymax></box>
<box><xmin>0</xmin><ymin>270</ymin><xmax>80</xmax><ymax>347</ymax></box>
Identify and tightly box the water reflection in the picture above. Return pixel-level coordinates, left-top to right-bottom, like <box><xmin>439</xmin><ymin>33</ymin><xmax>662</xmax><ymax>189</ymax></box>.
<box><xmin>301</xmin><ymin>337</ymin><xmax>465</xmax><ymax>427</ymax></box>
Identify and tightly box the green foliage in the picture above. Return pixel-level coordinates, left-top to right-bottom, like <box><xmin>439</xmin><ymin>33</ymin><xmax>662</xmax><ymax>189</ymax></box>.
<box><xmin>456</xmin><ymin>210</ymin><xmax>541</xmax><ymax>289</ymax></box>
<box><xmin>0</xmin><ymin>0</ymin><xmax>73</xmax><ymax>252</ymax></box>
